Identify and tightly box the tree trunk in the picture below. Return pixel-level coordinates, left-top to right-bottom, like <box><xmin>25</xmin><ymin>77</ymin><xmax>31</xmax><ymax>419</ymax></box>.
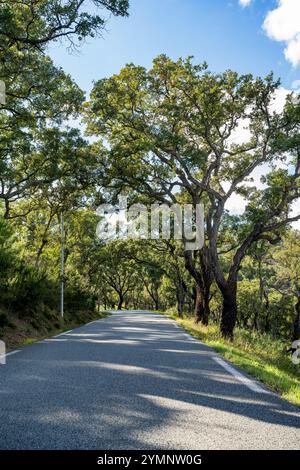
<box><xmin>202</xmin><ymin>284</ymin><xmax>210</xmax><ymax>326</ymax></box>
<box><xmin>117</xmin><ymin>294</ymin><xmax>123</xmax><ymax>310</ymax></box>
<box><xmin>199</xmin><ymin>249</ymin><xmax>212</xmax><ymax>326</ymax></box>
<box><xmin>194</xmin><ymin>282</ymin><xmax>206</xmax><ymax>324</ymax></box>
<box><xmin>144</xmin><ymin>282</ymin><xmax>160</xmax><ymax>311</ymax></box>
<box><xmin>194</xmin><ymin>282</ymin><xmax>210</xmax><ymax>325</ymax></box>
<box><xmin>220</xmin><ymin>284</ymin><xmax>237</xmax><ymax>340</ymax></box>
<box><xmin>177</xmin><ymin>300</ymin><xmax>184</xmax><ymax>318</ymax></box>
<box><xmin>192</xmin><ymin>286</ymin><xmax>197</xmax><ymax>308</ymax></box>
<box><xmin>292</xmin><ymin>297</ymin><xmax>300</xmax><ymax>342</ymax></box>
<box><xmin>176</xmin><ymin>278</ymin><xmax>187</xmax><ymax>318</ymax></box>
<box><xmin>194</xmin><ymin>279</ymin><xmax>210</xmax><ymax>325</ymax></box>
<box><xmin>176</xmin><ymin>287</ymin><xmax>184</xmax><ymax>318</ymax></box>
<box><xmin>184</xmin><ymin>249</ymin><xmax>212</xmax><ymax>326</ymax></box>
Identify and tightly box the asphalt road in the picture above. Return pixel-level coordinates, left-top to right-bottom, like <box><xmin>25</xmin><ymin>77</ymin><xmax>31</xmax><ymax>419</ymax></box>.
<box><xmin>0</xmin><ymin>310</ymin><xmax>299</xmax><ymax>450</ymax></box>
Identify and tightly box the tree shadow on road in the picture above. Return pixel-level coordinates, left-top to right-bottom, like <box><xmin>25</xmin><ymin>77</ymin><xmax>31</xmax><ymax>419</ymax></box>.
<box><xmin>0</xmin><ymin>313</ymin><xmax>299</xmax><ymax>449</ymax></box>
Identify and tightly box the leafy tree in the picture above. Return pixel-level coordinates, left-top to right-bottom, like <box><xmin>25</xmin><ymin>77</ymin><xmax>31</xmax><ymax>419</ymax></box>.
<box><xmin>0</xmin><ymin>0</ymin><xmax>129</xmax><ymax>51</ymax></box>
<box><xmin>85</xmin><ymin>240</ymin><xmax>140</xmax><ymax>310</ymax></box>
<box><xmin>85</xmin><ymin>55</ymin><xmax>300</xmax><ymax>338</ymax></box>
<box><xmin>0</xmin><ymin>215</ymin><xmax>17</xmax><ymax>292</ymax></box>
<box><xmin>0</xmin><ymin>0</ymin><xmax>128</xmax><ymax>215</ymax></box>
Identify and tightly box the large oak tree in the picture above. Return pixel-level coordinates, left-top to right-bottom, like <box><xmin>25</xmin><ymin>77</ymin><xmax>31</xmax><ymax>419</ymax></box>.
<box><xmin>85</xmin><ymin>55</ymin><xmax>300</xmax><ymax>338</ymax></box>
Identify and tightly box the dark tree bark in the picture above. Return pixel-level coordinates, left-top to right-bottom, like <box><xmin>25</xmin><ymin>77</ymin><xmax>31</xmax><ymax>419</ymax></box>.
<box><xmin>176</xmin><ymin>294</ymin><xmax>184</xmax><ymax>318</ymax></box>
<box><xmin>117</xmin><ymin>294</ymin><xmax>124</xmax><ymax>310</ymax></box>
<box><xmin>199</xmin><ymin>249</ymin><xmax>212</xmax><ymax>326</ymax></box>
<box><xmin>175</xmin><ymin>277</ymin><xmax>187</xmax><ymax>318</ymax></box>
<box><xmin>202</xmin><ymin>282</ymin><xmax>210</xmax><ymax>326</ymax></box>
<box><xmin>220</xmin><ymin>283</ymin><xmax>237</xmax><ymax>340</ymax></box>
<box><xmin>194</xmin><ymin>282</ymin><xmax>205</xmax><ymax>323</ymax></box>
<box><xmin>184</xmin><ymin>248</ymin><xmax>213</xmax><ymax>326</ymax></box>
<box><xmin>193</xmin><ymin>280</ymin><xmax>209</xmax><ymax>325</ymax></box>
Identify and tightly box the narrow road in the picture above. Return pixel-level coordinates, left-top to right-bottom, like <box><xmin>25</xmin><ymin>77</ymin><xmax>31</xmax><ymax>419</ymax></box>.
<box><xmin>0</xmin><ymin>311</ymin><xmax>299</xmax><ymax>449</ymax></box>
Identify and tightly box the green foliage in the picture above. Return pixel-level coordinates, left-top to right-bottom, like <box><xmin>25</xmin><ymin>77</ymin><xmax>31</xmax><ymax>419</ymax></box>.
<box><xmin>0</xmin><ymin>1</ymin><xmax>129</xmax><ymax>51</ymax></box>
<box><xmin>85</xmin><ymin>55</ymin><xmax>300</xmax><ymax>338</ymax></box>
<box><xmin>0</xmin><ymin>0</ymin><xmax>129</xmax><ymax>347</ymax></box>
<box><xmin>0</xmin><ymin>0</ymin><xmax>126</xmax><ymax>214</ymax></box>
<box><xmin>0</xmin><ymin>207</ymin><xmax>98</xmax><ymax>330</ymax></box>
<box><xmin>0</xmin><ymin>216</ymin><xmax>17</xmax><ymax>288</ymax></box>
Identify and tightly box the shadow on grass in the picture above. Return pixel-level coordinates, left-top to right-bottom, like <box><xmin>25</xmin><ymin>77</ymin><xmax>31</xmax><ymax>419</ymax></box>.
<box><xmin>169</xmin><ymin>315</ymin><xmax>300</xmax><ymax>407</ymax></box>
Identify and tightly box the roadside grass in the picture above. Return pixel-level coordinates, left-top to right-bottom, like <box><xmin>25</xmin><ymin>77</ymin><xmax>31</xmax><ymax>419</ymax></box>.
<box><xmin>2</xmin><ymin>310</ymin><xmax>109</xmax><ymax>352</ymax></box>
<box><xmin>162</xmin><ymin>312</ymin><xmax>300</xmax><ymax>407</ymax></box>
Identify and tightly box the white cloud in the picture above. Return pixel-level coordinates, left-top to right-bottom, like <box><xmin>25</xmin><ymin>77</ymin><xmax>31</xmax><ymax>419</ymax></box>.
<box><xmin>291</xmin><ymin>201</ymin><xmax>300</xmax><ymax>230</ymax></box>
<box><xmin>239</xmin><ymin>0</ymin><xmax>252</xmax><ymax>7</ymax></box>
<box><xmin>292</xmin><ymin>79</ymin><xmax>300</xmax><ymax>90</ymax></box>
<box><xmin>284</xmin><ymin>35</ymin><xmax>300</xmax><ymax>67</ymax></box>
<box><xmin>225</xmin><ymin>193</ymin><xmax>247</xmax><ymax>214</ymax></box>
<box><xmin>263</xmin><ymin>0</ymin><xmax>300</xmax><ymax>67</ymax></box>
<box><xmin>270</xmin><ymin>86</ymin><xmax>290</xmax><ymax>113</ymax></box>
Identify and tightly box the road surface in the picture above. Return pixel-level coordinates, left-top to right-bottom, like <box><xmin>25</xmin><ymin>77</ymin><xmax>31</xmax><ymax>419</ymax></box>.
<box><xmin>0</xmin><ymin>311</ymin><xmax>299</xmax><ymax>449</ymax></box>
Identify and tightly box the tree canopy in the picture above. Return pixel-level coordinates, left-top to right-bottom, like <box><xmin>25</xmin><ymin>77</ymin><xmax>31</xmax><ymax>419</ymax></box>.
<box><xmin>85</xmin><ymin>55</ymin><xmax>300</xmax><ymax>337</ymax></box>
<box><xmin>1</xmin><ymin>2</ymin><xmax>300</xmax><ymax>350</ymax></box>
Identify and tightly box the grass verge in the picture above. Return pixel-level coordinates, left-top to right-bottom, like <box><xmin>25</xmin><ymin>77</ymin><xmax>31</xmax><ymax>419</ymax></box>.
<box><xmin>163</xmin><ymin>312</ymin><xmax>300</xmax><ymax>407</ymax></box>
<box><xmin>1</xmin><ymin>310</ymin><xmax>109</xmax><ymax>352</ymax></box>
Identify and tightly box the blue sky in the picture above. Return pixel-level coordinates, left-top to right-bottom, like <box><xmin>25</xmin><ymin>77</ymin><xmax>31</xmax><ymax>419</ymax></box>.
<box><xmin>49</xmin><ymin>0</ymin><xmax>300</xmax><ymax>96</ymax></box>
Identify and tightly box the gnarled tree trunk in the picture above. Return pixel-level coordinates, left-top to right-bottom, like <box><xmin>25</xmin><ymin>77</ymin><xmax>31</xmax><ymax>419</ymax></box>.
<box><xmin>176</xmin><ymin>286</ymin><xmax>185</xmax><ymax>318</ymax></box>
<box><xmin>220</xmin><ymin>283</ymin><xmax>237</xmax><ymax>340</ymax></box>
<box><xmin>117</xmin><ymin>294</ymin><xmax>124</xmax><ymax>310</ymax></box>
<box><xmin>194</xmin><ymin>282</ymin><xmax>205</xmax><ymax>324</ymax></box>
<box><xmin>185</xmin><ymin>248</ymin><xmax>213</xmax><ymax>326</ymax></box>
